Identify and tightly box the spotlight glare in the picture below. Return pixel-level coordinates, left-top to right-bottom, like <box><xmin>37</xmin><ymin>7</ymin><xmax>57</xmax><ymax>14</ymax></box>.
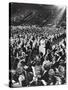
<box><xmin>57</xmin><ymin>5</ymin><xmax>66</xmax><ymax>10</ymax></box>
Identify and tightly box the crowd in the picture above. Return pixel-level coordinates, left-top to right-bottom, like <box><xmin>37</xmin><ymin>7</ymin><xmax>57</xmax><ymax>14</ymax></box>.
<box><xmin>9</xmin><ymin>28</ymin><xmax>66</xmax><ymax>87</ymax></box>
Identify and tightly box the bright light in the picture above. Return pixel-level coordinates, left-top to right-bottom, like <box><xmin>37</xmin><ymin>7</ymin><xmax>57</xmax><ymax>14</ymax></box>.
<box><xmin>56</xmin><ymin>5</ymin><xmax>66</xmax><ymax>10</ymax></box>
<box><xmin>58</xmin><ymin>5</ymin><xmax>65</xmax><ymax>9</ymax></box>
<box><xmin>53</xmin><ymin>5</ymin><xmax>66</xmax><ymax>25</ymax></box>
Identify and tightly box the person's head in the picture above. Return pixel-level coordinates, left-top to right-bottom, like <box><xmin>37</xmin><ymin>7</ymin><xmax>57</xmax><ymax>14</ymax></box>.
<box><xmin>16</xmin><ymin>67</ymin><xmax>24</xmax><ymax>75</ymax></box>
<box><xmin>36</xmin><ymin>61</ymin><xmax>41</xmax><ymax>66</ymax></box>
<box><xmin>18</xmin><ymin>74</ymin><xmax>25</xmax><ymax>83</ymax></box>
<box><xmin>58</xmin><ymin>65</ymin><xmax>65</xmax><ymax>73</ymax></box>
<box><xmin>48</xmin><ymin>69</ymin><xmax>55</xmax><ymax>76</ymax></box>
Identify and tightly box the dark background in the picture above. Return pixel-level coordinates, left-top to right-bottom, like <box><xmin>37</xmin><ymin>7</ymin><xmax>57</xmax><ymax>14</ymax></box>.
<box><xmin>9</xmin><ymin>3</ymin><xmax>66</xmax><ymax>26</ymax></box>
